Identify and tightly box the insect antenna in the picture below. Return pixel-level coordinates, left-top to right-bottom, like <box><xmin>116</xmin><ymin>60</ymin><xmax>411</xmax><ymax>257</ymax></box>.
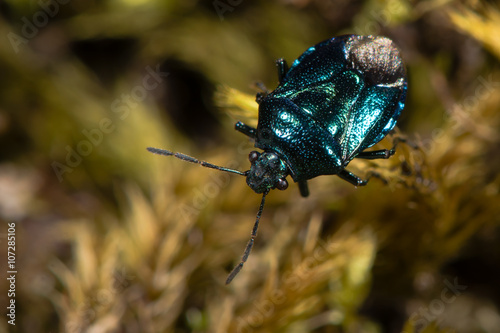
<box><xmin>147</xmin><ymin>147</ymin><xmax>247</xmax><ymax>176</ymax></box>
<box><xmin>226</xmin><ymin>190</ymin><xmax>268</xmax><ymax>284</ymax></box>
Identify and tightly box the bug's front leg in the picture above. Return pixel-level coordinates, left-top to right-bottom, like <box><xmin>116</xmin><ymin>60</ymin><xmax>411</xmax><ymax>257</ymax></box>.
<box><xmin>276</xmin><ymin>58</ymin><xmax>288</xmax><ymax>83</ymax></box>
<box><xmin>338</xmin><ymin>169</ymin><xmax>368</xmax><ymax>187</ymax></box>
<box><xmin>235</xmin><ymin>121</ymin><xmax>257</xmax><ymax>139</ymax></box>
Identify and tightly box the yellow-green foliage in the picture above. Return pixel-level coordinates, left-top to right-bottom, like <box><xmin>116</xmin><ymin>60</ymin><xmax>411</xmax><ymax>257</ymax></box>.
<box><xmin>0</xmin><ymin>1</ymin><xmax>499</xmax><ymax>332</ymax></box>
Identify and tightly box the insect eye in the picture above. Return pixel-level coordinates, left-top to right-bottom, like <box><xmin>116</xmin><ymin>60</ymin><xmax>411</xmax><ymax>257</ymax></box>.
<box><xmin>249</xmin><ymin>151</ymin><xmax>260</xmax><ymax>163</ymax></box>
<box><xmin>276</xmin><ymin>178</ymin><xmax>288</xmax><ymax>191</ymax></box>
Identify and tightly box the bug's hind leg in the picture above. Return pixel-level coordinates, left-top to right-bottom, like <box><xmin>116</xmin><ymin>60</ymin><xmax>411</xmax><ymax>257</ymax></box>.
<box><xmin>298</xmin><ymin>180</ymin><xmax>309</xmax><ymax>197</ymax></box>
<box><xmin>338</xmin><ymin>169</ymin><xmax>368</xmax><ymax>187</ymax></box>
<box><xmin>356</xmin><ymin>149</ymin><xmax>395</xmax><ymax>160</ymax></box>
<box><xmin>235</xmin><ymin>122</ymin><xmax>257</xmax><ymax>139</ymax></box>
<box><xmin>276</xmin><ymin>58</ymin><xmax>289</xmax><ymax>83</ymax></box>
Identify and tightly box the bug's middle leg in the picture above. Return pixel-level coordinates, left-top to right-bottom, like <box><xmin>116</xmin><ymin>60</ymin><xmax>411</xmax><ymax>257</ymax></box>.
<box><xmin>356</xmin><ymin>132</ymin><xmax>418</xmax><ymax>160</ymax></box>
<box><xmin>298</xmin><ymin>180</ymin><xmax>309</xmax><ymax>197</ymax></box>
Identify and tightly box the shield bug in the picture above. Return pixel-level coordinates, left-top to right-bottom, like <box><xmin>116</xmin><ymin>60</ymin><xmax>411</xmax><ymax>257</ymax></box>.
<box><xmin>148</xmin><ymin>35</ymin><xmax>407</xmax><ymax>284</ymax></box>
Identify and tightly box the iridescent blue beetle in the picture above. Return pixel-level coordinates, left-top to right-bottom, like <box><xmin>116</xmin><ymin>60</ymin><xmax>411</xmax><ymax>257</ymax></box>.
<box><xmin>148</xmin><ymin>35</ymin><xmax>407</xmax><ymax>284</ymax></box>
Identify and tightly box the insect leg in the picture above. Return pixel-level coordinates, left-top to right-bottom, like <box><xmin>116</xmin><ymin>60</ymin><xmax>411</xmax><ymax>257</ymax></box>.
<box><xmin>356</xmin><ymin>149</ymin><xmax>395</xmax><ymax>160</ymax></box>
<box><xmin>235</xmin><ymin>121</ymin><xmax>257</xmax><ymax>139</ymax></box>
<box><xmin>298</xmin><ymin>180</ymin><xmax>309</xmax><ymax>197</ymax></box>
<box><xmin>276</xmin><ymin>58</ymin><xmax>289</xmax><ymax>83</ymax></box>
<box><xmin>338</xmin><ymin>169</ymin><xmax>368</xmax><ymax>187</ymax></box>
<box><xmin>226</xmin><ymin>191</ymin><xmax>268</xmax><ymax>284</ymax></box>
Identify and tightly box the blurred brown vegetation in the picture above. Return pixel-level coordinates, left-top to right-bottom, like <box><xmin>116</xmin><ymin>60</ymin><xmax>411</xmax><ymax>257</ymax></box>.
<box><xmin>0</xmin><ymin>0</ymin><xmax>499</xmax><ymax>332</ymax></box>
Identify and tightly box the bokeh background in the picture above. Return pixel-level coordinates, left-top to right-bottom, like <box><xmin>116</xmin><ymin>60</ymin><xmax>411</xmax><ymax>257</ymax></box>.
<box><xmin>1</xmin><ymin>0</ymin><xmax>500</xmax><ymax>332</ymax></box>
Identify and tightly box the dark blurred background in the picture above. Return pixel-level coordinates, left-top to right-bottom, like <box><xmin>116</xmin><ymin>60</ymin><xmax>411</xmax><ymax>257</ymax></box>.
<box><xmin>0</xmin><ymin>0</ymin><xmax>499</xmax><ymax>332</ymax></box>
